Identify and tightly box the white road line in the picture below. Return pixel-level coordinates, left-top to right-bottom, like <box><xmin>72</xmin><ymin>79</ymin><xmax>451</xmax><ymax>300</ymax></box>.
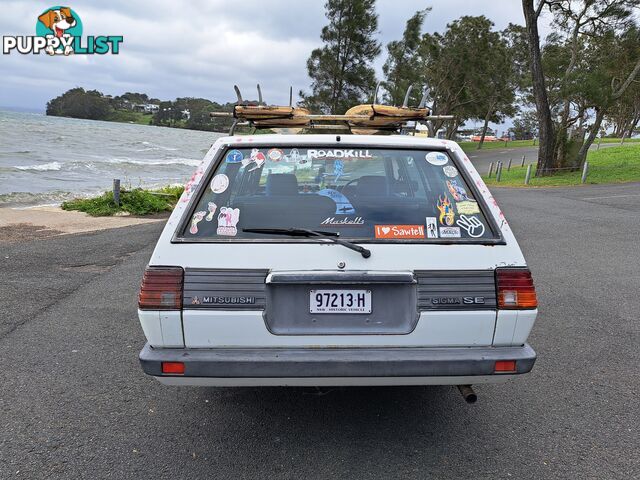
<box><xmin>581</xmin><ymin>193</ymin><xmax>640</xmax><ymax>200</ymax></box>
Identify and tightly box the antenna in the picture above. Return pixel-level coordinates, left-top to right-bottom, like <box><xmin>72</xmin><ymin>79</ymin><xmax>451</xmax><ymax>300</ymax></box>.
<box><xmin>257</xmin><ymin>84</ymin><xmax>263</xmax><ymax>105</ymax></box>
<box><xmin>402</xmin><ymin>84</ymin><xmax>414</xmax><ymax>108</ymax></box>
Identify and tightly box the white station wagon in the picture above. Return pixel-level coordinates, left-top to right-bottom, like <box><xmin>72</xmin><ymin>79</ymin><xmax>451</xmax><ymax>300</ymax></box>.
<box><xmin>137</xmin><ymin>134</ymin><xmax>538</xmax><ymax>402</ymax></box>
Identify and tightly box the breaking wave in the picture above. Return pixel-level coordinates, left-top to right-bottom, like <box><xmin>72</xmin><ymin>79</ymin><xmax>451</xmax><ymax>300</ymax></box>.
<box><xmin>14</xmin><ymin>161</ymin><xmax>63</xmax><ymax>171</ymax></box>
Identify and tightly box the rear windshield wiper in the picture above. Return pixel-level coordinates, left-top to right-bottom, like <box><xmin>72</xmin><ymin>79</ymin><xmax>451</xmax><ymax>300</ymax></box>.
<box><xmin>242</xmin><ymin>227</ymin><xmax>371</xmax><ymax>258</ymax></box>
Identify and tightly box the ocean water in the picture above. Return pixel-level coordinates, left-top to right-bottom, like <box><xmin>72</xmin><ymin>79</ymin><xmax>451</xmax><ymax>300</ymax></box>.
<box><xmin>0</xmin><ymin>109</ymin><xmax>222</xmax><ymax>206</ymax></box>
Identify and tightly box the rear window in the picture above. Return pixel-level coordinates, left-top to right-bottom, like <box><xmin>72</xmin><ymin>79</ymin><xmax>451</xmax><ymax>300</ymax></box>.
<box><xmin>180</xmin><ymin>146</ymin><xmax>497</xmax><ymax>241</ymax></box>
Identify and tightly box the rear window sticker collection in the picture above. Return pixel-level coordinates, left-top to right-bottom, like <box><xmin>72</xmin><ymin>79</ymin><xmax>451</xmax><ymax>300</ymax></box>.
<box><xmin>191</xmin><ymin>147</ymin><xmax>489</xmax><ymax>240</ymax></box>
<box><xmin>217</xmin><ymin>207</ymin><xmax>240</xmax><ymax>236</ymax></box>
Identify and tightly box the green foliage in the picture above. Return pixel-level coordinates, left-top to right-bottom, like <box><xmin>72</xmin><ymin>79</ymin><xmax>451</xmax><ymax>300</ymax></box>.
<box><xmin>509</xmin><ymin>111</ymin><xmax>539</xmax><ymax>140</ymax></box>
<box><xmin>299</xmin><ymin>0</ymin><xmax>381</xmax><ymax>114</ymax></box>
<box><xmin>46</xmin><ymin>87</ymin><xmax>113</xmax><ymax>120</ymax></box>
<box><xmin>482</xmin><ymin>144</ymin><xmax>640</xmax><ymax>187</ymax></box>
<box><xmin>381</xmin><ymin>9</ymin><xmax>430</xmax><ymax>106</ymax></box>
<box><xmin>61</xmin><ymin>186</ymin><xmax>184</xmax><ymax>216</ymax></box>
<box><xmin>413</xmin><ymin>16</ymin><xmax>519</xmax><ymax>138</ymax></box>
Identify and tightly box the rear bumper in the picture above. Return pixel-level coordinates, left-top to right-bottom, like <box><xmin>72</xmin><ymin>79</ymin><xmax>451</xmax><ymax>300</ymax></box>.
<box><xmin>139</xmin><ymin>343</ymin><xmax>536</xmax><ymax>383</ymax></box>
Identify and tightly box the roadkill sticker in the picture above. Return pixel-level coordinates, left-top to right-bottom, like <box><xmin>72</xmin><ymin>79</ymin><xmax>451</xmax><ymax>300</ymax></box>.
<box><xmin>426</xmin><ymin>217</ymin><xmax>438</xmax><ymax>238</ymax></box>
<box><xmin>190</xmin><ymin>211</ymin><xmax>206</xmax><ymax>234</ymax></box>
<box><xmin>217</xmin><ymin>207</ymin><xmax>240</xmax><ymax>236</ymax></box>
<box><xmin>307</xmin><ymin>149</ymin><xmax>373</xmax><ymax>159</ymax></box>
<box><xmin>425</xmin><ymin>151</ymin><xmax>449</xmax><ymax>166</ymax></box>
<box><xmin>321</xmin><ymin>216</ymin><xmax>365</xmax><ymax>226</ymax></box>
<box><xmin>374</xmin><ymin>225</ymin><xmax>425</xmax><ymax>239</ymax></box>
<box><xmin>439</xmin><ymin>226</ymin><xmax>461</xmax><ymax>238</ymax></box>
<box><xmin>455</xmin><ymin>200</ymin><xmax>480</xmax><ymax>215</ymax></box>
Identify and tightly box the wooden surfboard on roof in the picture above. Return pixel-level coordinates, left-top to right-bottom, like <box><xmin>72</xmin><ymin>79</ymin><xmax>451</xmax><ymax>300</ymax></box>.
<box><xmin>209</xmin><ymin>83</ymin><xmax>452</xmax><ymax>135</ymax></box>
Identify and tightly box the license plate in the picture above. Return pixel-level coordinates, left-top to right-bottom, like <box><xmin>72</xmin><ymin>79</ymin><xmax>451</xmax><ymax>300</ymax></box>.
<box><xmin>309</xmin><ymin>289</ymin><xmax>371</xmax><ymax>314</ymax></box>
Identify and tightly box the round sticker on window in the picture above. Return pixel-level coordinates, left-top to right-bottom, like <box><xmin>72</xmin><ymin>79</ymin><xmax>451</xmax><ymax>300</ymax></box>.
<box><xmin>268</xmin><ymin>148</ymin><xmax>283</xmax><ymax>162</ymax></box>
<box><xmin>226</xmin><ymin>150</ymin><xmax>243</xmax><ymax>163</ymax></box>
<box><xmin>425</xmin><ymin>152</ymin><xmax>449</xmax><ymax>166</ymax></box>
<box><xmin>443</xmin><ymin>166</ymin><xmax>458</xmax><ymax>177</ymax></box>
<box><xmin>210</xmin><ymin>173</ymin><xmax>229</xmax><ymax>194</ymax></box>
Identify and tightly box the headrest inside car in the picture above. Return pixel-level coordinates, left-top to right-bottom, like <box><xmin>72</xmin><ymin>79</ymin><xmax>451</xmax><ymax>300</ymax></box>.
<box><xmin>265</xmin><ymin>174</ymin><xmax>299</xmax><ymax>196</ymax></box>
<box><xmin>357</xmin><ymin>176</ymin><xmax>388</xmax><ymax>196</ymax></box>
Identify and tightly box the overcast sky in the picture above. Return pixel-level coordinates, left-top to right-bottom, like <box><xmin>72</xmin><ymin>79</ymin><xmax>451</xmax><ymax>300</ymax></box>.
<box><xmin>0</xmin><ymin>0</ymin><xmax>551</xmax><ymax>113</ymax></box>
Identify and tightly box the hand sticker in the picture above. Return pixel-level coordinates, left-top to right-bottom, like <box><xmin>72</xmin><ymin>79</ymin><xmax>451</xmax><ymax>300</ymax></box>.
<box><xmin>456</xmin><ymin>215</ymin><xmax>485</xmax><ymax>238</ymax></box>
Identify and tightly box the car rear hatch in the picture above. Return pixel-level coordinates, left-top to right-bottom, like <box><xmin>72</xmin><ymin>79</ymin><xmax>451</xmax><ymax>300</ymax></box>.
<box><xmin>154</xmin><ymin>140</ymin><xmax>521</xmax><ymax>348</ymax></box>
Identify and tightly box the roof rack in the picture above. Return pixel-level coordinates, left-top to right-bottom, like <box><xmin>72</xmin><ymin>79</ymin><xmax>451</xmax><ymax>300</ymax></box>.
<box><xmin>209</xmin><ymin>84</ymin><xmax>454</xmax><ymax>135</ymax></box>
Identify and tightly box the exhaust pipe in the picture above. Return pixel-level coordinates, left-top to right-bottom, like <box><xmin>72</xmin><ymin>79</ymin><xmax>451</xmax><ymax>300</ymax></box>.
<box><xmin>457</xmin><ymin>385</ymin><xmax>477</xmax><ymax>404</ymax></box>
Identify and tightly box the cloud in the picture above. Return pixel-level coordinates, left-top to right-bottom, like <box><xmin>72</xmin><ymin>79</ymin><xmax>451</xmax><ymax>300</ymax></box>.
<box><xmin>0</xmin><ymin>0</ymin><xmax>546</xmax><ymax>110</ymax></box>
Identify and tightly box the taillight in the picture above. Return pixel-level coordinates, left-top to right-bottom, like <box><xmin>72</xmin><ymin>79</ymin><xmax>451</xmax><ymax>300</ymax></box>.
<box><xmin>496</xmin><ymin>268</ymin><xmax>538</xmax><ymax>309</ymax></box>
<box><xmin>138</xmin><ymin>266</ymin><xmax>184</xmax><ymax>310</ymax></box>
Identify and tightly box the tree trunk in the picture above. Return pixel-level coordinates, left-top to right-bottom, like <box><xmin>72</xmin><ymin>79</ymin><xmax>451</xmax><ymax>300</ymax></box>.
<box><xmin>522</xmin><ymin>0</ymin><xmax>556</xmax><ymax>176</ymax></box>
<box><xmin>576</xmin><ymin>108</ymin><xmax>605</xmax><ymax>167</ymax></box>
<box><xmin>477</xmin><ymin>106</ymin><xmax>493</xmax><ymax>150</ymax></box>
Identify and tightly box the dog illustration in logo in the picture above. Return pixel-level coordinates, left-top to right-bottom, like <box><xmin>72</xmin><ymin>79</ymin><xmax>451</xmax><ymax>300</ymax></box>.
<box><xmin>38</xmin><ymin>7</ymin><xmax>77</xmax><ymax>55</ymax></box>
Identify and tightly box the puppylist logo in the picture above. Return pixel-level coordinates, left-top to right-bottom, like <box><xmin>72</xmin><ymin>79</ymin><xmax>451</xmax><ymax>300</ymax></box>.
<box><xmin>3</xmin><ymin>6</ymin><xmax>123</xmax><ymax>56</ymax></box>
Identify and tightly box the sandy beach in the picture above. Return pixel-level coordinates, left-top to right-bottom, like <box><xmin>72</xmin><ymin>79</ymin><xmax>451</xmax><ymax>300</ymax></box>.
<box><xmin>0</xmin><ymin>205</ymin><xmax>166</xmax><ymax>242</ymax></box>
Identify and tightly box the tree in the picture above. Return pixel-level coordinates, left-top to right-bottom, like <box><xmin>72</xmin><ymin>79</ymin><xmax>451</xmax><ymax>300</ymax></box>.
<box><xmin>416</xmin><ymin>16</ymin><xmax>518</xmax><ymax>140</ymax></box>
<box><xmin>300</xmin><ymin>0</ymin><xmax>381</xmax><ymax>114</ymax></box>
<box><xmin>522</xmin><ymin>0</ymin><xmax>640</xmax><ymax>175</ymax></box>
<box><xmin>473</xmin><ymin>27</ymin><xmax>519</xmax><ymax>149</ymax></box>
<box><xmin>46</xmin><ymin>87</ymin><xmax>113</xmax><ymax>120</ymax></box>
<box><xmin>509</xmin><ymin>110</ymin><xmax>539</xmax><ymax>139</ymax></box>
<box><xmin>381</xmin><ymin>9</ymin><xmax>430</xmax><ymax>106</ymax></box>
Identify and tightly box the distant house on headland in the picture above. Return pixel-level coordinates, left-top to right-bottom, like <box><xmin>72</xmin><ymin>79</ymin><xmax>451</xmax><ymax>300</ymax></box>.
<box><xmin>133</xmin><ymin>103</ymin><xmax>160</xmax><ymax>113</ymax></box>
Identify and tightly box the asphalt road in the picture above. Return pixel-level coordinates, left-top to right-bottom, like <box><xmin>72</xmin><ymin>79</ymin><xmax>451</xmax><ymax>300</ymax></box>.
<box><xmin>1</xmin><ymin>182</ymin><xmax>639</xmax><ymax>479</ymax></box>
<box><xmin>467</xmin><ymin>141</ymin><xmax>624</xmax><ymax>174</ymax></box>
